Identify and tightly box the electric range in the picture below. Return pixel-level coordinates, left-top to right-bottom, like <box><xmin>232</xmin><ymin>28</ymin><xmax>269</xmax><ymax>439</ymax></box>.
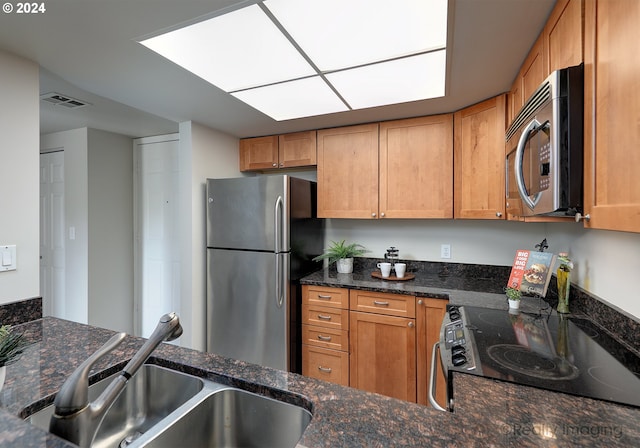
<box><xmin>436</xmin><ymin>305</ymin><xmax>640</xmax><ymax>411</ymax></box>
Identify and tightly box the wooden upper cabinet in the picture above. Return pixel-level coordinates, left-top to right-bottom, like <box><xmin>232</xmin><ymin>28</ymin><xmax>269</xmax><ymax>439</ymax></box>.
<box><xmin>317</xmin><ymin>123</ymin><xmax>379</xmax><ymax>218</ymax></box>
<box><xmin>379</xmin><ymin>115</ymin><xmax>453</xmax><ymax>218</ymax></box>
<box><xmin>507</xmin><ymin>75</ymin><xmax>523</xmax><ymax>127</ymax></box>
<box><xmin>240</xmin><ymin>131</ymin><xmax>316</xmax><ymax>172</ymax></box>
<box><xmin>278</xmin><ymin>130</ymin><xmax>317</xmax><ymax>168</ymax></box>
<box><xmin>545</xmin><ymin>0</ymin><xmax>584</xmax><ymax>74</ymax></box>
<box><xmin>521</xmin><ymin>35</ymin><xmax>546</xmax><ymax>103</ymax></box>
<box><xmin>583</xmin><ymin>0</ymin><xmax>640</xmax><ymax>233</ymax></box>
<box><xmin>239</xmin><ymin>135</ymin><xmax>279</xmax><ymax>171</ymax></box>
<box><xmin>454</xmin><ymin>94</ymin><xmax>507</xmax><ymax>219</ymax></box>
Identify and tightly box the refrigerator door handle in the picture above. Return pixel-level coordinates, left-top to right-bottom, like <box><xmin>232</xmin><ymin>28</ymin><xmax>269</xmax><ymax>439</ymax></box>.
<box><xmin>275</xmin><ymin>196</ymin><xmax>284</xmax><ymax>308</ymax></box>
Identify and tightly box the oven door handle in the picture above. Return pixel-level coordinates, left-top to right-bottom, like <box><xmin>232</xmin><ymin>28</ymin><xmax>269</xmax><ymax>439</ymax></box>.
<box><xmin>429</xmin><ymin>342</ymin><xmax>447</xmax><ymax>412</ymax></box>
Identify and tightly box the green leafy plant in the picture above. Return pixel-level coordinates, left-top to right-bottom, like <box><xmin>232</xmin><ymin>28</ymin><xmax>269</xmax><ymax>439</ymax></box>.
<box><xmin>312</xmin><ymin>240</ymin><xmax>368</xmax><ymax>264</ymax></box>
<box><xmin>505</xmin><ymin>286</ymin><xmax>522</xmax><ymax>301</ymax></box>
<box><xmin>0</xmin><ymin>325</ymin><xmax>28</xmax><ymax>367</ymax></box>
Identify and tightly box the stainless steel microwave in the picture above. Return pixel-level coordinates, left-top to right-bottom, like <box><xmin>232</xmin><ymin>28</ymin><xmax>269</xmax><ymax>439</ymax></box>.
<box><xmin>505</xmin><ymin>64</ymin><xmax>583</xmax><ymax>217</ymax></box>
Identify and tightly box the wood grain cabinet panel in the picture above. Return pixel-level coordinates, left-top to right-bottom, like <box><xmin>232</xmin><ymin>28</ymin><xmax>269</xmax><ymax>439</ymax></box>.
<box><xmin>416</xmin><ymin>297</ymin><xmax>448</xmax><ymax>408</ymax></box>
<box><xmin>349</xmin><ymin>289</ymin><xmax>415</xmax><ymax>318</ymax></box>
<box><xmin>303</xmin><ymin>285</ymin><xmax>349</xmax><ymax>309</ymax></box>
<box><xmin>317</xmin><ymin>123</ymin><xmax>379</xmax><ymax>218</ymax></box>
<box><xmin>583</xmin><ymin>0</ymin><xmax>640</xmax><ymax>233</ymax></box>
<box><xmin>302</xmin><ymin>345</ymin><xmax>349</xmax><ymax>386</ymax></box>
<box><xmin>454</xmin><ymin>94</ymin><xmax>507</xmax><ymax>219</ymax></box>
<box><xmin>240</xmin><ymin>131</ymin><xmax>316</xmax><ymax>171</ymax></box>
<box><xmin>379</xmin><ymin>115</ymin><xmax>453</xmax><ymax>218</ymax></box>
<box><xmin>545</xmin><ymin>0</ymin><xmax>584</xmax><ymax>75</ymax></box>
<box><xmin>349</xmin><ymin>311</ymin><xmax>416</xmax><ymax>402</ymax></box>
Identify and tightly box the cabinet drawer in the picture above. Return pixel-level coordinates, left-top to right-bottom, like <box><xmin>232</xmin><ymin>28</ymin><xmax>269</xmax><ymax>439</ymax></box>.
<box><xmin>302</xmin><ymin>304</ymin><xmax>349</xmax><ymax>330</ymax></box>
<box><xmin>349</xmin><ymin>290</ymin><xmax>416</xmax><ymax>318</ymax></box>
<box><xmin>302</xmin><ymin>324</ymin><xmax>349</xmax><ymax>351</ymax></box>
<box><xmin>303</xmin><ymin>285</ymin><xmax>349</xmax><ymax>309</ymax></box>
<box><xmin>302</xmin><ymin>345</ymin><xmax>349</xmax><ymax>386</ymax></box>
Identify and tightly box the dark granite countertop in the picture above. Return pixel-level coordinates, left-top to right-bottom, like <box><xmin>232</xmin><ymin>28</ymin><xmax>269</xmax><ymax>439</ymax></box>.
<box><xmin>299</xmin><ymin>258</ymin><xmax>551</xmax><ymax>312</ymax></box>
<box><xmin>0</xmin><ymin>316</ymin><xmax>639</xmax><ymax>447</ymax></box>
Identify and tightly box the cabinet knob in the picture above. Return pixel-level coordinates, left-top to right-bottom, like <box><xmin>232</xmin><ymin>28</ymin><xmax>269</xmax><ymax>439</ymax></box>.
<box><xmin>496</xmin><ymin>212</ymin><xmax>503</xmax><ymax>217</ymax></box>
<box><xmin>272</xmin><ymin>163</ymin><xmax>277</xmax><ymax>167</ymax></box>
<box><xmin>575</xmin><ymin>213</ymin><xmax>591</xmax><ymax>223</ymax></box>
<box><xmin>380</xmin><ymin>212</ymin><xmax>385</xmax><ymax>217</ymax></box>
<box><xmin>408</xmin><ymin>321</ymin><xmax>415</xmax><ymax>328</ymax></box>
<box><xmin>417</xmin><ymin>299</ymin><xmax>423</xmax><ymax>305</ymax></box>
<box><xmin>371</xmin><ymin>212</ymin><xmax>377</xmax><ymax>218</ymax></box>
<box><xmin>279</xmin><ymin>163</ymin><xmax>284</xmax><ymax>167</ymax></box>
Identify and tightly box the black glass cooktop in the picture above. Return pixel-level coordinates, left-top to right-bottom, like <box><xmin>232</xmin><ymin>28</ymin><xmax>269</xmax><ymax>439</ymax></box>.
<box><xmin>459</xmin><ymin>305</ymin><xmax>640</xmax><ymax>408</ymax></box>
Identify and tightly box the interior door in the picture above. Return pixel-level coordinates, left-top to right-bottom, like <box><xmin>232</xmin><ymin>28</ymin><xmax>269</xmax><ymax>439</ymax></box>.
<box><xmin>135</xmin><ymin>136</ymin><xmax>180</xmax><ymax>338</ymax></box>
<box><xmin>40</xmin><ymin>150</ymin><xmax>65</xmax><ymax>318</ymax></box>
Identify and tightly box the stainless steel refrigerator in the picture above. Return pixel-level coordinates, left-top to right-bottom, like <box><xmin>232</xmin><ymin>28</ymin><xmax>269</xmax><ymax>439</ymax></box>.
<box><xmin>206</xmin><ymin>175</ymin><xmax>323</xmax><ymax>372</ymax></box>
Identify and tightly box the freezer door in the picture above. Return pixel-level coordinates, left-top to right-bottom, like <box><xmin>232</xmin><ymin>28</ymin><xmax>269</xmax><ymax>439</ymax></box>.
<box><xmin>207</xmin><ymin>249</ymin><xmax>290</xmax><ymax>370</ymax></box>
<box><xmin>206</xmin><ymin>176</ymin><xmax>289</xmax><ymax>252</ymax></box>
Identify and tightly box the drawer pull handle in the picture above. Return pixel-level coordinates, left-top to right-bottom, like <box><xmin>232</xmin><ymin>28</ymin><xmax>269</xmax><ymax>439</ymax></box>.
<box><xmin>318</xmin><ymin>366</ymin><xmax>332</xmax><ymax>373</ymax></box>
<box><xmin>317</xmin><ymin>314</ymin><xmax>332</xmax><ymax>320</ymax></box>
<box><xmin>317</xmin><ymin>294</ymin><xmax>332</xmax><ymax>300</ymax></box>
<box><xmin>373</xmin><ymin>300</ymin><xmax>390</xmax><ymax>306</ymax></box>
<box><xmin>317</xmin><ymin>335</ymin><xmax>332</xmax><ymax>341</ymax></box>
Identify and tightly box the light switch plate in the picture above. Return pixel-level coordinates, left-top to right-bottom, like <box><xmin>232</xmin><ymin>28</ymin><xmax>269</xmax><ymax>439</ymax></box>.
<box><xmin>0</xmin><ymin>245</ymin><xmax>16</xmax><ymax>272</ymax></box>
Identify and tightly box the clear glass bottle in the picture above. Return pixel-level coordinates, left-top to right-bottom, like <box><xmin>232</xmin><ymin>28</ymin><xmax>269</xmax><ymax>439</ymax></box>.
<box><xmin>556</xmin><ymin>253</ymin><xmax>573</xmax><ymax>314</ymax></box>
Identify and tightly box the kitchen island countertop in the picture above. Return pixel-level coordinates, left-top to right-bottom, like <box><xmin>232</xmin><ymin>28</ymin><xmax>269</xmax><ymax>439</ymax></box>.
<box><xmin>1</xmin><ymin>314</ymin><xmax>638</xmax><ymax>447</ymax></box>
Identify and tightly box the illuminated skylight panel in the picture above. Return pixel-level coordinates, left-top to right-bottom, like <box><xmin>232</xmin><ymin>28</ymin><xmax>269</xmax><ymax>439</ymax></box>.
<box><xmin>140</xmin><ymin>5</ymin><xmax>316</xmax><ymax>92</ymax></box>
<box><xmin>327</xmin><ymin>51</ymin><xmax>446</xmax><ymax>109</ymax></box>
<box><xmin>231</xmin><ymin>76</ymin><xmax>349</xmax><ymax>121</ymax></box>
<box><xmin>264</xmin><ymin>0</ymin><xmax>447</xmax><ymax>71</ymax></box>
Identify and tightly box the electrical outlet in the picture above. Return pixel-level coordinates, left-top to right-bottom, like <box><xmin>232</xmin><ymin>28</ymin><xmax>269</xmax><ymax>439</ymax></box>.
<box><xmin>441</xmin><ymin>244</ymin><xmax>451</xmax><ymax>259</ymax></box>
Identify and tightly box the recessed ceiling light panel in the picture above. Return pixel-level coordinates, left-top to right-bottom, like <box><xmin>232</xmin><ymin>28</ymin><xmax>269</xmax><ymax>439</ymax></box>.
<box><xmin>326</xmin><ymin>51</ymin><xmax>446</xmax><ymax>109</ymax></box>
<box><xmin>264</xmin><ymin>0</ymin><xmax>447</xmax><ymax>71</ymax></box>
<box><xmin>232</xmin><ymin>77</ymin><xmax>349</xmax><ymax>121</ymax></box>
<box><xmin>140</xmin><ymin>5</ymin><xmax>316</xmax><ymax>92</ymax></box>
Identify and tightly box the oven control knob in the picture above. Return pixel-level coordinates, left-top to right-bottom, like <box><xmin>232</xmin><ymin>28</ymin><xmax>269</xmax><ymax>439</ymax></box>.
<box><xmin>449</xmin><ymin>310</ymin><xmax>461</xmax><ymax>321</ymax></box>
<box><xmin>451</xmin><ymin>345</ymin><xmax>466</xmax><ymax>357</ymax></box>
<box><xmin>452</xmin><ymin>354</ymin><xmax>467</xmax><ymax>367</ymax></box>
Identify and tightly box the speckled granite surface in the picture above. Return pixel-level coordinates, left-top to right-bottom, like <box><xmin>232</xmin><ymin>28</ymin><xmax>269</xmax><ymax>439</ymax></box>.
<box><xmin>0</xmin><ymin>297</ymin><xmax>41</xmax><ymax>326</ymax></box>
<box><xmin>0</xmin><ymin>317</ymin><xmax>639</xmax><ymax>447</ymax></box>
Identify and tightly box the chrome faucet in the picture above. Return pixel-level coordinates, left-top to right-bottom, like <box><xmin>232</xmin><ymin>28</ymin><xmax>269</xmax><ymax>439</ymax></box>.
<box><xmin>49</xmin><ymin>312</ymin><xmax>183</xmax><ymax>447</ymax></box>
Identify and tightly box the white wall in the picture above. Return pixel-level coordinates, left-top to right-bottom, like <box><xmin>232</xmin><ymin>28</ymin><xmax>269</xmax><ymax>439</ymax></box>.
<box><xmin>179</xmin><ymin>121</ymin><xmax>240</xmax><ymax>350</ymax></box>
<box><xmin>0</xmin><ymin>50</ymin><xmax>40</xmax><ymax>304</ymax></box>
<box><xmin>326</xmin><ymin>219</ymin><xmax>640</xmax><ymax>320</ymax></box>
<box><xmin>41</xmin><ymin>128</ymin><xmax>134</xmax><ymax>331</ymax></box>
<box><xmin>87</xmin><ymin>129</ymin><xmax>134</xmax><ymax>333</ymax></box>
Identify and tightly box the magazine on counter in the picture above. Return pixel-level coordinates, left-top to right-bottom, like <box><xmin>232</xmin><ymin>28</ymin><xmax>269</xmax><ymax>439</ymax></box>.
<box><xmin>507</xmin><ymin>250</ymin><xmax>557</xmax><ymax>297</ymax></box>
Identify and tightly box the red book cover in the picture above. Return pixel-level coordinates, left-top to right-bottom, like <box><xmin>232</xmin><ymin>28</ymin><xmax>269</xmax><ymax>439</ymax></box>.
<box><xmin>507</xmin><ymin>250</ymin><xmax>557</xmax><ymax>297</ymax></box>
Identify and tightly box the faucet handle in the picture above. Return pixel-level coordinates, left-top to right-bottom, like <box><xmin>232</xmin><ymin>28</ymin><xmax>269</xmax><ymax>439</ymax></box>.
<box><xmin>54</xmin><ymin>332</ymin><xmax>126</xmax><ymax>415</ymax></box>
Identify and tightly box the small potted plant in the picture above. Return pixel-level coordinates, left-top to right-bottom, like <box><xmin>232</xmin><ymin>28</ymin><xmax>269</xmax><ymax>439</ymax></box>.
<box><xmin>312</xmin><ymin>240</ymin><xmax>368</xmax><ymax>274</ymax></box>
<box><xmin>505</xmin><ymin>286</ymin><xmax>522</xmax><ymax>310</ymax></box>
<box><xmin>0</xmin><ymin>325</ymin><xmax>28</xmax><ymax>389</ymax></box>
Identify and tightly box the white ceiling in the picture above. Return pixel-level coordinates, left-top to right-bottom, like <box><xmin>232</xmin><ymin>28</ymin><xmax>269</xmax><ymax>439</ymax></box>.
<box><xmin>0</xmin><ymin>0</ymin><xmax>555</xmax><ymax>139</ymax></box>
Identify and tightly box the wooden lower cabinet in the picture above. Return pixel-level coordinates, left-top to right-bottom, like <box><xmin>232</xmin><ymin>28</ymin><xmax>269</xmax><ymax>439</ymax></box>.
<box><xmin>301</xmin><ymin>285</ymin><xmax>448</xmax><ymax>407</ymax></box>
<box><xmin>416</xmin><ymin>297</ymin><xmax>448</xmax><ymax>408</ymax></box>
<box><xmin>349</xmin><ymin>310</ymin><xmax>417</xmax><ymax>402</ymax></box>
<box><xmin>302</xmin><ymin>344</ymin><xmax>349</xmax><ymax>386</ymax></box>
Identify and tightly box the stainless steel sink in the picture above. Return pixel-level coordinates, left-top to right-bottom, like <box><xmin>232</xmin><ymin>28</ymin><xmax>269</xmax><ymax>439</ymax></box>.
<box><xmin>28</xmin><ymin>364</ymin><xmax>312</xmax><ymax>448</ymax></box>
<box><xmin>139</xmin><ymin>387</ymin><xmax>312</xmax><ymax>448</ymax></box>
<box><xmin>29</xmin><ymin>365</ymin><xmax>204</xmax><ymax>448</ymax></box>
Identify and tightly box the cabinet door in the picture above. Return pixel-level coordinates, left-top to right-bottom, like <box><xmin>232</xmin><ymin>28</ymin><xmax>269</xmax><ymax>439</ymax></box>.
<box><xmin>545</xmin><ymin>0</ymin><xmax>583</xmax><ymax>74</ymax></box>
<box><xmin>350</xmin><ymin>311</ymin><xmax>416</xmax><ymax>402</ymax></box>
<box><xmin>379</xmin><ymin>115</ymin><xmax>453</xmax><ymax>218</ymax></box>
<box><xmin>521</xmin><ymin>35</ymin><xmax>546</xmax><ymax>102</ymax></box>
<box><xmin>239</xmin><ymin>135</ymin><xmax>279</xmax><ymax>171</ymax></box>
<box><xmin>416</xmin><ymin>298</ymin><xmax>447</xmax><ymax>408</ymax></box>
<box><xmin>303</xmin><ymin>344</ymin><xmax>349</xmax><ymax>386</ymax></box>
<box><xmin>454</xmin><ymin>95</ymin><xmax>507</xmax><ymax>219</ymax></box>
<box><xmin>583</xmin><ymin>0</ymin><xmax>640</xmax><ymax>233</ymax></box>
<box><xmin>317</xmin><ymin>124</ymin><xmax>379</xmax><ymax>218</ymax></box>
<box><xmin>278</xmin><ymin>131</ymin><xmax>317</xmax><ymax>168</ymax></box>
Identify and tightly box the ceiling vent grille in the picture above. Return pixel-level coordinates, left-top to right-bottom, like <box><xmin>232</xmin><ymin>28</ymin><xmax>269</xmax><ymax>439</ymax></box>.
<box><xmin>40</xmin><ymin>92</ymin><xmax>91</xmax><ymax>109</ymax></box>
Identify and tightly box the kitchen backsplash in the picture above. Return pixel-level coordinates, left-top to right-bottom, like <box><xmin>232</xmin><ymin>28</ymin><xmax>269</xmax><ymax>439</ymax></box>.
<box><xmin>0</xmin><ymin>297</ymin><xmax>42</xmax><ymax>326</ymax></box>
